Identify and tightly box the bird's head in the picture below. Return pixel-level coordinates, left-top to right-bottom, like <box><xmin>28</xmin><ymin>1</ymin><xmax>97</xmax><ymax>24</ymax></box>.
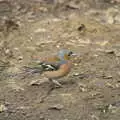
<box><xmin>57</xmin><ymin>49</ymin><xmax>77</xmax><ymax>61</ymax></box>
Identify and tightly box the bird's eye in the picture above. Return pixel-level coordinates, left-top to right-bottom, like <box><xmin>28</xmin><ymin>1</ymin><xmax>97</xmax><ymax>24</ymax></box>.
<box><xmin>68</xmin><ymin>51</ymin><xmax>73</xmax><ymax>56</ymax></box>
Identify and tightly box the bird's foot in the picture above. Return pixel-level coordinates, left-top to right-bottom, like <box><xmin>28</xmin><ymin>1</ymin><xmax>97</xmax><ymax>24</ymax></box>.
<box><xmin>51</xmin><ymin>79</ymin><xmax>63</xmax><ymax>88</ymax></box>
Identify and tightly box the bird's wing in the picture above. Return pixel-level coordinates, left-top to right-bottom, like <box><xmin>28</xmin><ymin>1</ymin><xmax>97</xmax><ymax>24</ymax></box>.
<box><xmin>43</xmin><ymin>61</ymin><xmax>72</xmax><ymax>79</ymax></box>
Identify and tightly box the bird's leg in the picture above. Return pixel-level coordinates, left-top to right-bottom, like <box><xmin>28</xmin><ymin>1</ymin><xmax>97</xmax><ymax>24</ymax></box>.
<box><xmin>49</xmin><ymin>79</ymin><xmax>62</xmax><ymax>88</ymax></box>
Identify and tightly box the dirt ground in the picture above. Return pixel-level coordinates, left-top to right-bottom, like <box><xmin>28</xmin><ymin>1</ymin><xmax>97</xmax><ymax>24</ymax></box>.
<box><xmin>0</xmin><ymin>0</ymin><xmax>120</xmax><ymax>120</ymax></box>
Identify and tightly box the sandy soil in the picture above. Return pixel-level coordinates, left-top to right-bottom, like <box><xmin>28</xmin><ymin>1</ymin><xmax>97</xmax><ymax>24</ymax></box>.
<box><xmin>0</xmin><ymin>0</ymin><xmax>120</xmax><ymax>120</ymax></box>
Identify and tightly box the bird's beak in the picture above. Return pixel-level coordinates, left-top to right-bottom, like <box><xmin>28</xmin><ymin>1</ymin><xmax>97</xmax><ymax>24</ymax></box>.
<box><xmin>71</xmin><ymin>53</ymin><xmax>78</xmax><ymax>56</ymax></box>
<box><xmin>71</xmin><ymin>53</ymin><xmax>81</xmax><ymax>58</ymax></box>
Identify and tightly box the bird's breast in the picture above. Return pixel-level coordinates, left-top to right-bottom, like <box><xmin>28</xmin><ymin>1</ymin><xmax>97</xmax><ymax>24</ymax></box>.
<box><xmin>43</xmin><ymin>61</ymin><xmax>72</xmax><ymax>79</ymax></box>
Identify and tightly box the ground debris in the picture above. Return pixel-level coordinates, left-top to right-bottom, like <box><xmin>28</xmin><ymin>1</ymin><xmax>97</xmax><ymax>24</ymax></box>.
<box><xmin>104</xmin><ymin>49</ymin><xmax>115</xmax><ymax>54</ymax></box>
<box><xmin>29</xmin><ymin>78</ymin><xmax>49</xmax><ymax>86</ymax></box>
<box><xmin>96</xmin><ymin>103</ymin><xmax>119</xmax><ymax>114</ymax></box>
<box><xmin>48</xmin><ymin>104</ymin><xmax>64</xmax><ymax>110</ymax></box>
<box><xmin>77</xmin><ymin>24</ymin><xmax>86</xmax><ymax>34</ymax></box>
<box><xmin>73</xmin><ymin>72</ymin><xmax>88</xmax><ymax>79</ymax></box>
<box><xmin>104</xmin><ymin>48</ymin><xmax>120</xmax><ymax>57</ymax></box>
<box><xmin>78</xmin><ymin>82</ymin><xmax>87</xmax><ymax>92</ymax></box>
<box><xmin>102</xmin><ymin>75</ymin><xmax>113</xmax><ymax>79</ymax></box>
<box><xmin>0</xmin><ymin>104</ymin><xmax>7</xmax><ymax>112</ymax></box>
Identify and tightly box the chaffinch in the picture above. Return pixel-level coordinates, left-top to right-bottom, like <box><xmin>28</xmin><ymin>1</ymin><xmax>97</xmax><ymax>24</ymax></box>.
<box><xmin>23</xmin><ymin>49</ymin><xmax>76</xmax><ymax>87</ymax></box>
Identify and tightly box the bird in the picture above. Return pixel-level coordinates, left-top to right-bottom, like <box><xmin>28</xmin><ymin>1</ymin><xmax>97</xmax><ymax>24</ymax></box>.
<box><xmin>23</xmin><ymin>49</ymin><xmax>77</xmax><ymax>87</ymax></box>
<box><xmin>43</xmin><ymin>59</ymin><xmax>72</xmax><ymax>87</ymax></box>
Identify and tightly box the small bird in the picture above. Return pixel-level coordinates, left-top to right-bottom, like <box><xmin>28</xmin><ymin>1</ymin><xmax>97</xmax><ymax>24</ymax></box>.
<box><xmin>43</xmin><ymin>59</ymin><xmax>72</xmax><ymax>87</ymax></box>
<box><xmin>23</xmin><ymin>49</ymin><xmax>77</xmax><ymax>87</ymax></box>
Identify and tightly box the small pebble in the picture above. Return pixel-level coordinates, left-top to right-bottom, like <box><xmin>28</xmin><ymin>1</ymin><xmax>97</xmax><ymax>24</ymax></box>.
<box><xmin>48</xmin><ymin>104</ymin><xmax>64</xmax><ymax>110</ymax></box>
<box><xmin>105</xmin><ymin>49</ymin><xmax>114</xmax><ymax>54</ymax></box>
<box><xmin>5</xmin><ymin>49</ymin><xmax>10</xmax><ymax>54</ymax></box>
<box><xmin>18</xmin><ymin>56</ymin><xmax>23</xmax><ymax>60</ymax></box>
<box><xmin>0</xmin><ymin>104</ymin><xmax>7</xmax><ymax>112</ymax></box>
<box><xmin>73</xmin><ymin>73</ymin><xmax>80</xmax><ymax>76</ymax></box>
<box><xmin>74</xmin><ymin>63</ymin><xmax>79</xmax><ymax>66</ymax></box>
<box><xmin>78</xmin><ymin>83</ymin><xmax>87</xmax><ymax>92</ymax></box>
<box><xmin>14</xmin><ymin>47</ymin><xmax>19</xmax><ymax>51</ymax></box>
<box><xmin>107</xmin><ymin>16</ymin><xmax>114</xmax><ymax>24</ymax></box>
<box><xmin>34</xmin><ymin>28</ymin><xmax>46</xmax><ymax>33</ymax></box>
<box><xmin>40</xmin><ymin>116</ymin><xmax>45</xmax><ymax>120</ymax></box>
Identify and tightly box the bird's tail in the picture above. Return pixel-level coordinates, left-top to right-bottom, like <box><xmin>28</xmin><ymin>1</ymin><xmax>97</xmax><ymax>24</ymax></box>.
<box><xmin>6</xmin><ymin>62</ymin><xmax>59</xmax><ymax>79</ymax></box>
<box><xmin>6</xmin><ymin>64</ymin><xmax>44</xmax><ymax>79</ymax></box>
